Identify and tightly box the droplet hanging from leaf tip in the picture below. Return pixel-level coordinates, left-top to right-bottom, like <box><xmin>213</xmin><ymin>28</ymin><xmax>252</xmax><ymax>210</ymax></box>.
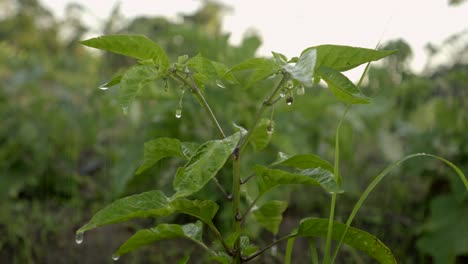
<box><xmin>75</xmin><ymin>232</ymin><xmax>84</xmax><ymax>245</ymax></box>
<box><xmin>112</xmin><ymin>254</ymin><xmax>120</xmax><ymax>261</ymax></box>
<box><xmin>286</xmin><ymin>96</ymin><xmax>293</xmax><ymax>106</ymax></box>
<box><xmin>296</xmin><ymin>85</ymin><xmax>305</xmax><ymax>95</ymax></box>
<box><xmin>266</xmin><ymin>123</ymin><xmax>274</xmax><ymax>135</ymax></box>
<box><xmin>216</xmin><ymin>80</ymin><xmax>226</xmax><ymax>88</ymax></box>
<box><xmin>175</xmin><ymin>108</ymin><xmax>182</xmax><ymax>119</ymax></box>
<box><xmin>271</xmin><ymin>245</ymin><xmax>278</xmax><ymax>256</ymax></box>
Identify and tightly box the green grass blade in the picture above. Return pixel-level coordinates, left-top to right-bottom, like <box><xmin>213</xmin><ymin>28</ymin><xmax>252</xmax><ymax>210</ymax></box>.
<box><xmin>331</xmin><ymin>153</ymin><xmax>468</xmax><ymax>262</ymax></box>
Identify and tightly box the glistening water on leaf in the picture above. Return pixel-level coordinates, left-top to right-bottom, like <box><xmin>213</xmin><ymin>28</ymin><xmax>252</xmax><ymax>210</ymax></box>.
<box><xmin>173</xmin><ymin>132</ymin><xmax>240</xmax><ymax>198</ymax></box>
<box><xmin>135</xmin><ymin>137</ymin><xmax>198</xmax><ymax>175</ymax></box>
<box><xmin>254</xmin><ymin>165</ymin><xmax>342</xmax><ymax>195</ymax></box>
<box><xmin>115</xmin><ymin>221</ymin><xmax>208</xmax><ymax>256</ymax></box>
<box><xmin>76</xmin><ymin>190</ymin><xmax>219</xmax><ymax>234</ymax></box>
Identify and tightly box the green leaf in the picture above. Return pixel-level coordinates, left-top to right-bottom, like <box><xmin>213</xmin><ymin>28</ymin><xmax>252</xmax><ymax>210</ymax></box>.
<box><xmin>99</xmin><ymin>72</ymin><xmax>123</xmax><ymax>89</ymax></box>
<box><xmin>252</xmin><ymin>200</ymin><xmax>288</xmax><ymax>234</ymax></box>
<box><xmin>254</xmin><ymin>166</ymin><xmax>342</xmax><ymax>195</ymax></box>
<box><xmin>136</xmin><ymin>138</ymin><xmax>199</xmax><ymax>175</ymax></box>
<box><xmin>250</xmin><ymin>118</ymin><xmax>273</xmax><ymax>151</ymax></box>
<box><xmin>273</xmin><ymin>153</ymin><xmax>334</xmax><ymax>172</ymax></box>
<box><xmin>416</xmin><ymin>193</ymin><xmax>468</xmax><ymax>264</ymax></box>
<box><xmin>119</xmin><ymin>64</ymin><xmax>159</xmax><ymax>112</ymax></box>
<box><xmin>275</xmin><ymin>49</ymin><xmax>317</xmax><ymax>87</ymax></box>
<box><xmin>302</xmin><ymin>44</ymin><xmax>397</xmax><ymax>72</ymax></box>
<box><xmin>211</xmin><ymin>252</ymin><xmax>231</xmax><ymax>264</ymax></box>
<box><xmin>239</xmin><ymin>236</ymin><xmax>259</xmax><ymax>256</ymax></box>
<box><xmin>187</xmin><ymin>54</ymin><xmax>218</xmax><ymax>88</ymax></box>
<box><xmin>230</xmin><ymin>58</ymin><xmax>280</xmax><ymax>87</ymax></box>
<box><xmin>173</xmin><ymin>132</ymin><xmax>240</xmax><ymax>198</ymax></box>
<box><xmin>211</xmin><ymin>61</ymin><xmax>237</xmax><ymax>83</ymax></box>
<box><xmin>115</xmin><ymin>221</ymin><xmax>205</xmax><ymax>256</ymax></box>
<box><xmin>317</xmin><ymin>66</ymin><xmax>370</xmax><ymax>104</ymax></box>
<box><xmin>295</xmin><ymin>218</ymin><xmax>396</xmax><ymax>264</ymax></box>
<box><xmin>176</xmin><ymin>255</ymin><xmax>190</xmax><ymax>264</ymax></box>
<box><xmin>80</xmin><ymin>35</ymin><xmax>169</xmax><ymax>72</ymax></box>
<box><xmin>76</xmin><ymin>190</ymin><xmax>218</xmax><ymax>233</ymax></box>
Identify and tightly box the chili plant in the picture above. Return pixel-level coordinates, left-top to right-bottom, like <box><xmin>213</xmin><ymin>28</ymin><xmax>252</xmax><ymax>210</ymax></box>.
<box><xmin>75</xmin><ymin>35</ymin><xmax>468</xmax><ymax>263</ymax></box>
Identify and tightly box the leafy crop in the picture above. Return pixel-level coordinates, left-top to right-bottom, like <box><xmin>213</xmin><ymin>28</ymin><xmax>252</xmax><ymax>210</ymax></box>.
<box><xmin>76</xmin><ymin>35</ymin><xmax>468</xmax><ymax>263</ymax></box>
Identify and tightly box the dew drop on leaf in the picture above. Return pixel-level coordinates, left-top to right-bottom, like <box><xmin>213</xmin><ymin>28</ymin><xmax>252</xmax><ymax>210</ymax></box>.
<box><xmin>99</xmin><ymin>86</ymin><xmax>109</xmax><ymax>91</ymax></box>
<box><xmin>75</xmin><ymin>232</ymin><xmax>84</xmax><ymax>245</ymax></box>
<box><xmin>112</xmin><ymin>254</ymin><xmax>120</xmax><ymax>261</ymax></box>
<box><xmin>286</xmin><ymin>96</ymin><xmax>293</xmax><ymax>106</ymax></box>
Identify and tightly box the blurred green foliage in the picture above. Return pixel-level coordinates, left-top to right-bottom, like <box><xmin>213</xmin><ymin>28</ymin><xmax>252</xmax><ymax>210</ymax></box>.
<box><xmin>0</xmin><ymin>0</ymin><xmax>467</xmax><ymax>263</ymax></box>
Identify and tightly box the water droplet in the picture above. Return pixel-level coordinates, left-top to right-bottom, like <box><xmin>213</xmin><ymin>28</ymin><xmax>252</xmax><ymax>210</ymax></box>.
<box><xmin>266</xmin><ymin>123</ymin><xmax>274</xmax><ymax>135</ymax></box>
<box><xmin>216</xmin><ymin>80</ymin><xmax>226</xmax><ymax>89</ymax></box>
<box><xmin>286</xmin><ymin>80</ymin><xmax>294</xmax><ymax>89</ymax></box>
<box><xmin>271</xmin><ymin>245</ymin><xmax>278</xmax><ymax>256</ymax></box>
<box><xmin>175</xmin><ymin>108</ymin><xmax>182</xmax><ymax>119</ymax></box>
<box><xmin>286</xmin><ymin>96</ymin><xmax>293</xmax><ymax>106</ymax></box>
<box><xmin>75</xmin><ymin>232</ymin><xmax>84</xmax><ymax>245</ymax></box>
<box><xmin>112</xmin><ymin>254</ymin><xmax>120</xmax><ymax>261</ymax></box>
<box><xmin>296</xmin><ymin>86</ymin><xmax>305</xmax><ymax>95</ymax></box>
<box><xmin>99</xmin><ymin>86</ymin><xmax>109</xmax><ymax>91</ymax></box>
<box><xmin>279</xmin><ymin>91</ymin><xmax>285</xmax><ymax>98</ymax></box>
<box><xmin>122</xmin><ymin>106</ymin><xmax>129</xmax><ymax>115</ymax></box>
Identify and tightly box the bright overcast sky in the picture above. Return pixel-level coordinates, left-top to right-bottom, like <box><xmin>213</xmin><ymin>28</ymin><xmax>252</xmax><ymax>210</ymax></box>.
<box><xmin>42</xmin><ymin>0</ymin><xmax>468</xmax><ymax>80</ymax></box>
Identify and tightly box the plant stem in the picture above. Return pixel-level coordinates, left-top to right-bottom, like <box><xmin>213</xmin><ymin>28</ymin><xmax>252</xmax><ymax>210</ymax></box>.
<box><xmin>243</xmin><ymin>234</ymin><xmax>295</xmax><ymax>262</ymax></box>
<box><xmin>172</xmin><ymin>71</ymin><xmax>226</xmax><ymax>138</ymax></box>
<box><xmin>232</xmin><ymin>155</ymin><xmax>242</xmax><ymax>262</ymax></box>
<box><xmin>240</xmin><ymin>173</ymin><xmax>256</xmax><ymax>184</ymax></box>
<box><xmin>172</xmin><ymin>71</ymin><xmax>234</xmax><ymax>255</ymax></box>
<box><xmin>323</xmin><ymin>105</ymin><xmax>350</xmax><ymax>264</ymax></box>
<box><xmin>240</xmin><ymin>195</ymin><xmax>260</xmax><ymax>224</ymax></box>
<box><xmin>212</xmin><ymin>177</ymin><xmax>231</xmax><ymax>200</ymax></box>
<box><xmin>207</xmin><ymin>222</ymin><xmax>232</xmax><ymax>255</ymax></box>
<box><xmin>239</xmin><ymin>73</ymin><xmax>288</xmax><ymax>153</ymax></box>
<box><xmin>322</xmin><ymin>194</ymin><xmax>336</xmax><ymax>264</ymax></box>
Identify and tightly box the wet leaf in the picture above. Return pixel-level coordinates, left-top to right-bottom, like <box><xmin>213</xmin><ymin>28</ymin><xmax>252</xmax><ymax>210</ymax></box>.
<box><xmin>301</xmin><ymin>44</ymin><xmax>397</xmax><ymax>72</ymax></box>
<box><xmin>273</xmin><ymin>153</ymin><xmax>334</xmax><ymax>172</ymax></box>
<box><xmin>230</xmin><ymin>58</ymin><xmax>280</xmax><ymax>87</ymax></box>
<box><xmin>135</xmin><ymin>138</ymin><xmax>199</xmax><ymax>175</ymax></box>
<box><xmin>77</xmin><ymin>190</ymin><xmax>218</xmax><ymax>233</ymax></box>
<box><xmin>252</xmin><ymin>200</ymin><xmax>288</xmax><ymax>234</ymax></box>
<box><xmin>254</xmin><ymin>166</ymin><xmax>342</xmax><ymax>195</ymax></box>
<box><xmin>116</xmin><ymin>221</ymin><xmax>205</xmax><ymax>256</ymax></box>
<box><xmin>295</xmin><ymin>218</ymin><xmax>396</xmax><ymax>264</ymax></box>
<box><xmin>80</xmin><ymin>35</ymin><xmax>169</xmax><ymax>73</ymax></box>
<box><xmin>119</xmin><ymin>65</ymin><xmax>159</xmax><ymax>112</ymax></box>
<box><xmin>173</xmin><ymin>133</ymin><xmax>240</xmax><ymax>198</ymax></box>
<box><xmin>317</xmin><ymin>66</ymin><xmax>370</xmax><ymax>104</ymax></box>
